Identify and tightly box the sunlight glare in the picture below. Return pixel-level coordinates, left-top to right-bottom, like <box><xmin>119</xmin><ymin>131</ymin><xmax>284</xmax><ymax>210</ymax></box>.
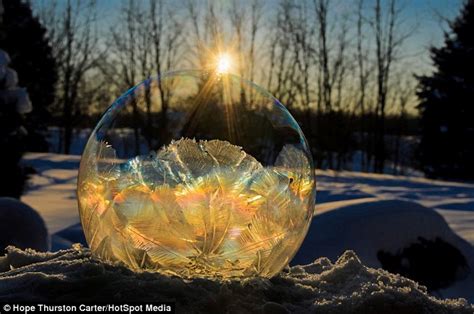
<box><xmin>216</xmin><ymin>54</ymin><xmax>232</xmax><ymax>74</ymax></box>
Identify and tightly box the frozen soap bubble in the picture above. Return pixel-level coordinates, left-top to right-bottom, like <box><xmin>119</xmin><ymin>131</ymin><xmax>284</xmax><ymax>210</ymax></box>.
<box><xmin>77</xmin><ymin>70</ymin><xmax>315</xmax><ymax>278</ymax></box>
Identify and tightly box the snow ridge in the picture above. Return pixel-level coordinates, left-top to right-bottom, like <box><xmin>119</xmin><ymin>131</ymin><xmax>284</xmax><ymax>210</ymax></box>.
<box><xmin>0</xmin><ymin>246</ymin><xmax>472</xmax><ymax>313</ymax></box>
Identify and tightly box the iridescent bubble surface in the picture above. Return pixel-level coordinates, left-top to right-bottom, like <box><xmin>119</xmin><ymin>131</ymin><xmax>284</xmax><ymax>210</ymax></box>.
<box><xmin>77</xmin><ymin>70</ymin><xmax>315</xmax><ymax>278</ymax></box>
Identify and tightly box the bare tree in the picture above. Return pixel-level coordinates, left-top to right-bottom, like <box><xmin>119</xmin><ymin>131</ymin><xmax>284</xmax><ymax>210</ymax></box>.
<box><xmin>41</xmin><ymin>0</ymin><xmax>102</xmax><ymax>154</ymax></box>
<box><xmin>292</xmin><ymin>0</ymin><xmax>314</xmax><ymax>136</ymax></box>
<box><xmin>312</xmin><ymin>0</ymin><xmax>353</xmax><ymax>169</ymax></box>
<box><xmin>108</xmin><ymin>0</ymin><xmax>183</xmax><ymax>153</ymax></box>
<box><xmin>149</xmin><ymin>0</ymin><xmax>183</xmax><ymax>147</ymax></box>
<box><xmin>228</xmin><ymin>0</ymin><xmax>265</xmax><ymax>104</ymax></box>
<box><xmin>314</xmin><ymin>0</ymin><xmax>330</xmax><ymax>113</ymax></box>
<box><xmin>390</xmin><ymin>77</ymin><xmax>415</xmax><ymax>175</ymax></box>
<box><xmin>186</xmin><ymin>0</ymin><xmax>205</xmax><ymax>69</ymax></box>
<box><xmin>109</xmin><ymin>0</ymin><xmax>142</xmax><ymax>155</ymax></box>
<box><xmin>356</xmin><ymin>0</ymin><xmax>372</xmax><ymax>171</ymax></box>
<box><xmin>370</xmin><ymin>0</ymin><xmax>412</xmax><ymax>172</ymax></box>
<box><xmin>267</xmin><ymin>0</ymin><xmax>299</xmax><ymax>107</ymax></box>
<box><xmin>186</xmin><ymin>0</ymin><xmax>229</xmax><ymax>73</ymax></box>
<box><xmin>229</xmin><ymin>0</ymin><xmax>249</xmax><ymax>108</ymax></box>
<box><xmin>332</xmin><ymin>16</ymin><xmax>350</xmax><ymax>112</ymax></box>
<box><xmin>247</xmin><ymin>0</ymin><xmax>264</xmax><ymax>102</ymax></box>
<box><xmin>229</xmin><ymin>1</ymin><xmax>245</xmax><ymax>78</ymax></box>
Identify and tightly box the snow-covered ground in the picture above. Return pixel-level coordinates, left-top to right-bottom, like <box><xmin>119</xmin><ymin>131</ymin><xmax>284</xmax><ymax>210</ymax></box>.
<box><xmin>1</xmin><ymin>246</ymin><xmax>472</xmax><ymax>312</ymax></box>
<box><xmin>316</xmin><ymin>169</ymin><xmax>474</xmax><ymax>245</ymax></box>
<box><xmin>17</xmin><ymin>152</ymin><xmax>474</xmax><ymax>303</ymax></box>
<box><xmin>22</xmin><ymin>153</ymin><xmax>80</xmax><ymax>235</ymax></box>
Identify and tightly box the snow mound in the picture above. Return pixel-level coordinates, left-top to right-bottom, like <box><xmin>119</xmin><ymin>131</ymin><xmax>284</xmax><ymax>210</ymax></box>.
<box><xmin>296</xmin><ymin>199</ymin><xmax>473</xmax><ymax>267</ymax></box>
<box><xmin>0</xmin><ymin>246</ymin><xmax>472</xmax><ymax>313</ymax></box>
<box><xmin>0</xmin><ymin>198</ymin><xmax>48</xmax><ymax>252</ymax></box>
<box><xmin>294</xmin><ymin>198</ymin><xmax>474</xmax><ymax>302</ymax></box>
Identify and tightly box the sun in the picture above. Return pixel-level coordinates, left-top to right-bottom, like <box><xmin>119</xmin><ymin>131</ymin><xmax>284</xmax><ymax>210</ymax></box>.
<box><xmin>216</xmin><ymin>53</ymin><xmax>232</xmax><ymax>74</ymax></box>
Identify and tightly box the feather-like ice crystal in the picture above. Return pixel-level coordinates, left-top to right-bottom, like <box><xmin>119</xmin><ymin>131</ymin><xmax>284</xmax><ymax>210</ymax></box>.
<box><xmin>79</xmin><ymin>139</ymin><xmax>313</xmax><ymax>277</ymax></box>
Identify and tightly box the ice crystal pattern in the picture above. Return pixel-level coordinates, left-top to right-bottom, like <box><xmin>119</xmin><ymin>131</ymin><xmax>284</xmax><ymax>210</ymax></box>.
<box><xmin>78</xmin><ymin>139</ymin><xmax>314</xmax><ymax>278</ymax></box>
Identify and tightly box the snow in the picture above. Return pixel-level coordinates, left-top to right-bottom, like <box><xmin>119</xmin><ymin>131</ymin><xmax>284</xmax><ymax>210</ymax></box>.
<box><xmin>0</xmin><ymin>246</ymin><xmax>472</xmax><ymax>312</ymax></box>
<box><xmin>0</xmin><ymin>49</ymin><xmax>32</xmax><ymax>114</ymax></box>
<box><xmin>45</xmin><ymin>127</ymin><xmax>92</xmax><ymax>155</ymax></box>
<box><xmin>17</xmin><ymin>153</ymin><xmax>474</xmax><ymax>304</ymax></box>
<box><xmin>295</xmin><ymin>199</ymin><xmax>473</xmax><ymax>265</ymax></box>
<box><xmin>0</xmin><ymin>49</ymin><xmax>10</xmax><ymax>66</ymax></box>
<box><xmin>293</xmin><ymin>198</ymin><xmax>474</xmax><ymax>302</ymax></box>
<box><xmin>0</xmin><ymin>198</ymin><xmax>48</xmax><ymax>252</ymax></box>
<box><xmin>4</xmin><ymin>67</ymin><xmax>18</xmax><ymax>89</ymax></box>
<box><xmin>315</xmin><ymin>169</ymin><xmax>474</xmax><ymax>245</ymax></box>
<box><xmin>21</xmin><ymin>153</ymin><xmax>80</xmax><ymax>235</ymax></box>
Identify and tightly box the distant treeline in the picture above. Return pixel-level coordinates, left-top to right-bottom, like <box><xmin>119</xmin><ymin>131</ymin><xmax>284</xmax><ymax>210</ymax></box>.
<box><xmin>54</xmin><ymin>110</ymin><xmax>419</xmax><ymax>136</ymax></box>
<box><xmin>46</xmin><ymin>108</ymin><xmax>420</xmax><ymax>174</ymax></box>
